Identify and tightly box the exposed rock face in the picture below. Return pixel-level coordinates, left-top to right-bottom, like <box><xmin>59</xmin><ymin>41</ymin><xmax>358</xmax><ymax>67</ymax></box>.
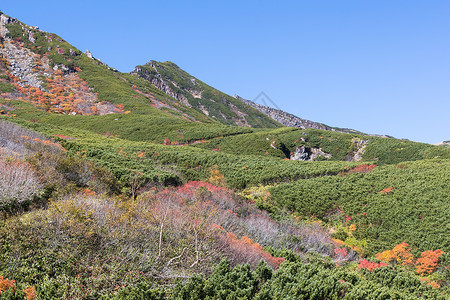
<box><xmin>85</xmin><ymin>49</ymin><xmax>93</xmax><ymax>59</ymax></box>
<box><xmin>235</xmin><ymin>95</ymin><xmax>329</xmax><ymax>130</ymax></box>
<box><xmin>344</xmin><ymin>138</ymin><xmax>368</xmax><ymax>161</ymax></box>
<box><xmin>1</xmin><ymin>41</ymin><xmax>42</xmax><ymax>88</ymax></box>
<box><xmin>0</xmin><ymin>14</ymin><xmax>10</xmax><ymax>37</ymax></box>
<box><xmin>291</xmin><ymin>146</ymin><xmax>310</xmax><ymax>161</ymax></box>
<box><xmin>435</xmin><ymin>141</ymin><xmax>450</xmax><ymax>147</ymax></box>
<box><xmin>134</xmin><ymin>64</ymin><xmax>192</xmax><ymax>108</ymax></box>
<box><xmin>290</xmin><ymin>146</ymin><xmax>332</xmax><ymax>161</ymax></box>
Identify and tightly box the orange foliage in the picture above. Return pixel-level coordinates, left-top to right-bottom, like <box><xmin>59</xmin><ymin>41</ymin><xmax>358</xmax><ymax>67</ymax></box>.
<box><xmin>380</xmin><ymin>187</ymin><xmax>394</xmax><ymax>194</ymax></box>
<box><xmin>83</xmin><ymin>188</ymin><xmax>96</xmax><ymax>196</ymax></box>
<box><xmin>332</xmin><ymin>238</ymin><xmax>345</xmax><ymax>247</ymax></box>
<box><xmin>349</xmin><ymin>224</ymin><xmax>356</xmax><ymax>232</ymax></box>
<box><xmin>376</xmin><ymin>242</ymin><xmax>413</xmax><ymax>266</ymax></box>
<box><xmin>21</xmin><ymin>135</ymin><xmax>66</xmax><ymax>151</ymax></box>
<box><xmin>427</xmin><ymin>281</ymin><xmax>440</xmax><ymax>289</ymax></box>
<box><xmin>419</xmin><ymin>277</ymin><xmax>441</xmax><ymax>289</ymax></box>
<box><xmin>4</xmin><ymin>61</ymin><xmax>125</xmax><ymax>115</ymax></box>
<box><xmin>391</xmin><ymin>242</ymin><xmax>414</xmax><ymax>265</ymax></box>
<box><xmin>23</xmin><ymin>285</ymin><xmax>36</xmax><ymax>300</ymax></box>
<box><xmin>210</xmin><ymin>223</ymin><xmax>224</xmax><ymax>231</ymax></box>
<box><xmin>341</xmin><ymin>164</ymin><xmax>377</xmax><ymax>176</ymax></box>
<box><xmin>0</xmin><ymin>276</ymin><xmax>15</xmax><ymax>294</ymax></box>
<box><xmin>375</xmin><ymin>250</ymin><xmax>394</xmax><ymax>263</ymax></box>
<box><xmin>416</xmin><ymin>249</ymin><xmax>444</xmax><ymax>275</ymax></box>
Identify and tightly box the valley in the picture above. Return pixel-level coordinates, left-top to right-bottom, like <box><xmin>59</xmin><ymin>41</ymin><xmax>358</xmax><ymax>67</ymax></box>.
<box><xmin>0</xmin><ymin>11</ymin><xmax>449</xmax><ymax>299</ymax></box>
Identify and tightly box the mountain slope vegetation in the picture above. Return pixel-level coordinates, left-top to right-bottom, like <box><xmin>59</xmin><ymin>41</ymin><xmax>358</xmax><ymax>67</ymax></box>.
<box><xmin>0</xmin><ymin>11</ymin><xmax>449</xmax><ymax>299</ymax></box>
<box><xmin>132</xmin><ymin>61</ymin><xmax>281</xmax><ymax>128</ymax></box>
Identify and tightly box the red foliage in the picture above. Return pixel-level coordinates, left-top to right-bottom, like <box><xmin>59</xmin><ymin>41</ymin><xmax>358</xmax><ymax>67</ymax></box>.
<box><xmin>344</xmin><ymin>215</ymin><xmax>352</xmax><ymax>224</ymax></box>
<box><xmin>357</xmin><ymin>259</ymin><xmax>387</xmax><ymax>271</ymax></box>
<box><xmin>2</xmin><ymin>55</ymin><xmax>125</xmax><ymax>115</ymax></box>
<box><xmin>333</xmin><ymin>247</ymin><xmax>352</xmax><ymax>264</ymax></box>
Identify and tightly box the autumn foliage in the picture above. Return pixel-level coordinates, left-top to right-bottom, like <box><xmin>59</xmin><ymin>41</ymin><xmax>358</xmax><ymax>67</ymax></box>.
<box><xmin>23</xmin><ymin>285</ymin><xmax>36</xmax><ymax>300</ymax></box>
<box><xmin>416</xmin><ymin>249</ymin><xmax>444</xmax><ymax>275</ymax></box>
<box><xmin>379</xmin><ymin>187</ymin><xmax>395</xmax><ymax>194</ymax></box>
<box><xmin>0</xmin><ymin>49</ymin><xmax>125</xmax><ymax>115</ymax></box>
<box><xmin>340</xmin><ymin>164</ymin><xmax>377</xmax><ymax>176</ymax></box>
<box><xmin>357</xmin><ymin>259</ymin><xmax>387</xmax><ymax>271</ymax></box>
<box><xmin>375</xmin><ymin>243</ymin><xmax>444</xmax><ymax>278</ymax></box>
<box><xmin>0</xmin><ymin>276</ymin><xmax>15</xmax><ymax>294</ymax></box>
<box><xmin>375</xmin><ymin>242</ymin><xmax>414</xmax><ymax>266</ymax></box>
<box><xmin>222</xmin><ymin>232</ymin><xmax>285</xmax><ymax>269</ymax></box>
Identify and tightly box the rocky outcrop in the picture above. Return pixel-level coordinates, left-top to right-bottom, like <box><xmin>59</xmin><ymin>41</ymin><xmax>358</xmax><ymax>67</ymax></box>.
<box><xmin>344</xmin><ymin>138</ymin><xmax>368</xmax><ymax>161</ymax></box>
<box><xmin>1</xmin><ymin>41</ymin><xmax>42</xmax><ymax>88</ymax></box>
<box><xmin>0</xmin><ymin>14</ymin><xmax>11</xmax><ymax>37</ymax></box>
<box><xmin>0</xmin><ymin>12</ymin><xmax>124</xmax><ymax>116</ymax></box>
<box><xmin>235</xmin><ymin>95</ymin><xmax>330</xmax><ymax>130</ymax></box>
<box><xmin>291</xmin><ymin>146</ymin><xmax>309</xmax><ymax>160</ymax></box>
<box><xmin>290</xmin><ymin>146</ymin><xmax>332</xmax><ymax>161</ymax></box>
<box><xmin>85</xmin><ymin>49</ymin><xmax>93</xmax><ymax>59</ymax></box>
<box><xmin>133</xmin><ymin>65</ymin><xmax>192</xmax><ymax>107</ymax></box>
<box><xmin>435</xmin><ymin>141</ymin><xmax>450</xmax><ymax>147</ymax></box>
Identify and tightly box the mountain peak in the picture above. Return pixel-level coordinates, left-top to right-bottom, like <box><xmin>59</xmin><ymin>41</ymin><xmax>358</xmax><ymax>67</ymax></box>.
<box><xmin>132</xmin><ymin>60</ymin><xmax>282</xmax><ymax>128</ymax></box>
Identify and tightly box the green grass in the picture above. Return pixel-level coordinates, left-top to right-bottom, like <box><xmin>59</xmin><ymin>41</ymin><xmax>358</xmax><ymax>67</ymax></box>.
<box><xmin>0</xmin><ymin>81</ymin><xmax>15</xmax><ymax>93</ymax></box>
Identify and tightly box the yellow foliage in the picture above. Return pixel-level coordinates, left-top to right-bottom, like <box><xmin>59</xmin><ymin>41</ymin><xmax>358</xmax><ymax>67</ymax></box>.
<box><xmin>208</xmin><ymin>165</ymin><xmax>226</xmax><ymax>187</ymax></box>
<box><xmin>376</xmin><ymin>250</ymin><xmax>394</xmax><ymax>263</ymax></box>
<box><xmin>349</xmin><ymin>224</ymin><xmax>356</xmax><ymax>232</ymax></box>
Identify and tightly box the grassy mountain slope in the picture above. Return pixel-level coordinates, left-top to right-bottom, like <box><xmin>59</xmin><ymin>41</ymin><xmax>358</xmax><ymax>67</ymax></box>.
<box><xmin>0</xmin><ymin>12</ymin><xmax>262</xmax><ymax>144</ymax></box>
<box><xmin>132</xmin><ymin>61</ymin><xmax>282</xmax><ymax>128</ymax></box>
<box><xmin>0</xmin><ymin>11</ymin><xmax>449</xmax><ymax>299</ymax></box>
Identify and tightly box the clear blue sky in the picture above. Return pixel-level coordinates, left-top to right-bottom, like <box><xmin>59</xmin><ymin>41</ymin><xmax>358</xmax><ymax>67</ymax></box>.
<box><xmin>2</xmin><ymin>1</ymin><xmax>449</xmax><ymax>143</ymax></box>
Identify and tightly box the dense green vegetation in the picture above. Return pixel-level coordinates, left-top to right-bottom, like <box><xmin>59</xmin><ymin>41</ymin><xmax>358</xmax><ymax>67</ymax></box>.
<box><xmin>0</xmin><ymin>82</ymin><xmax>15</xmax><ymax>93</ymax></box>
<box><xmin>0</xmin><ymin>12</ymin><xmax>449</xmax><ymax>299</ymax></box>
<box><xmin>0</xmin><ymin>118</ymin><xmax>362</xmax><ymax>189</ymax></box>
<box><xmin>194</xmin><ymin>127</ymin><xmax>450</xmax><ymax>164</ymax></box>
<box><xmin>165</xmin><ymin>259</ymin><xmax>446</xmax><ymax>300</ymax></box>
<box><xmin>269</xmin><ymin>159</ymin><xmax>450</xmax><ymax>256</ymax></box>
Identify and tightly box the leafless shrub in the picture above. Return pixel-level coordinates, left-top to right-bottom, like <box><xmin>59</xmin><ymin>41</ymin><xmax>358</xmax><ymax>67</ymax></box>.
<box><xmin>0</xmin><ymin>158</ymin><xmax>42</xmax><ymax>208</ymax></box>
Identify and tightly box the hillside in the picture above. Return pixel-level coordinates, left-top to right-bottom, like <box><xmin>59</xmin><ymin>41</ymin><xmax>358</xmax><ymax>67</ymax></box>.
<box><xmin>132</xmin><ymin>61</ymin><xmax>282</xmax><ymax>128</ymax></box>
<box><xmin>234</xmin><ymin>94</ymin><xmax>363</xmax><ymax>134</ymax></box>
<box><xmin>0</xmin><ymin>11</ymin><xmax>449</xmax><ymax>299</ymax></box>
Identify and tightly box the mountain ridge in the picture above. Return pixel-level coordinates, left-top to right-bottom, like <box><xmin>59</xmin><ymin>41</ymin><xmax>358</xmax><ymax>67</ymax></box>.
<box><xmin>0</xmin><ymin>10</ymin><xmax>449</xmax><ymax>299</ymax></box>
<box><xmin>131</xmin><ymin>60</ymin><xmax>282</xmax><ymax>128</ymax></box>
